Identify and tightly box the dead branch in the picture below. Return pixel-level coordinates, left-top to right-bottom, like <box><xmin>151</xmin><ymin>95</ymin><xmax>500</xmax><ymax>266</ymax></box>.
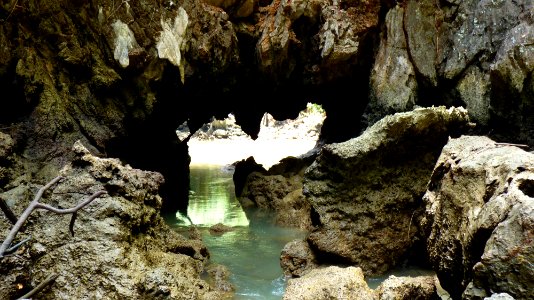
<box><xmin>0</xmin><ymin>196</ymin><xmax>18</xmax><ymax>224</ymax></box>
<box><xmin>4</xmin><ymin>235</ymin><xmax>31</xmax><ymax>255</ymax></box>
<box><xmin>0</xmin><ymin>176</ymin><xmax>106</xmax><ymax>257</ymax></box>
<box><xmin>18</xmin><ymin>273</ymin><xmax>59</xmax><ymax>300</ymax></box>
<box><xmin>495</xmin><ymin>142</ymin><xmax>529</xmax><ymax>149</ymax></box>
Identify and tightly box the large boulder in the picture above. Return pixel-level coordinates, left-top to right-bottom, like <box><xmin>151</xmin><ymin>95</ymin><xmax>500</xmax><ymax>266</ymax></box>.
<box><xmin>0</xmin><ymin>141</ymin><xmax>216</xmax><ymax>299</ymax></box>
<box><xmin>423</xmin><ymin>135</ymin><xmax>534</xmax><ymax>299</ymax></box>
<box><xmin>304</xmin><ymin>106</ymin><xmax>471</xmax><ymax>275</ymax></box>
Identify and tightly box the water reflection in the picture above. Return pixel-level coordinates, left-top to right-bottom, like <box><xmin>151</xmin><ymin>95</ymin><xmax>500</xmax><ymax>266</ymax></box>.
<box><xmin>170</xmin><ymin>165</ymin><xmax>306</xmax><ymax>299</ymax></box>
<box><xmin>182</xmin><ymin>165</ymin><xmax>249</xmax><ymax>227</ymax></box>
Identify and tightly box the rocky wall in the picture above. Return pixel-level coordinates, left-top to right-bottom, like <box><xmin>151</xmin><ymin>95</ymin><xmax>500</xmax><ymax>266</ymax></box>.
<box><xmin>303</xmin><ymin>106</ymin><xmax>471</xmax><ymax>275</ymax></box>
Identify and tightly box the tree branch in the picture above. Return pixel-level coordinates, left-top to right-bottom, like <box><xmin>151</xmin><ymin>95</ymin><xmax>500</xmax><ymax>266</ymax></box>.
<box><xmin>0</xmin><ymin>176</ymin><xmax>106</xmax><ymax>257</ymax></box>
<box><xmin>18</xmin><ymin>273</ymin><xmax>58</xmax><ymax>300</ymax></box>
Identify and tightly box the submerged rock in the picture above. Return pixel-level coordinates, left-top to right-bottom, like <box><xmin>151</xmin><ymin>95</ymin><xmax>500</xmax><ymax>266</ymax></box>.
<box><xmin>423</xmin><ymin>135</ymin><xmax>534</xmax><ymax>299</ymax></box>
<box><xmin>304</xmin><ymin>106</ymin><xmax>471</xmax><ymax>275</ymax></box>
<box><xmin>283</xmin><ymin>266</ymin><xmax>375</xmax><ymax>300</ymax></box>
<box><xmin>0</xmin><ymin>141</ymin><xmax>212</xmax><ymax>299</ymax></box>
<box><xmin>209</xmin><ymin>223</ymin><xmax>234</xmax><ymax>235</ymax></box>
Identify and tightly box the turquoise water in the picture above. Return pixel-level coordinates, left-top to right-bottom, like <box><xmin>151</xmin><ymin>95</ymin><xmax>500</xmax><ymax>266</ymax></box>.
<box><xmin>167</xmin><ymin>165</ymin><xmax>306</xmax><ymax>299</ymax></box>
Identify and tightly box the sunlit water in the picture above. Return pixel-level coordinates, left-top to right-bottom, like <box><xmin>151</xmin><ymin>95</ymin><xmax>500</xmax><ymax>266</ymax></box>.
<box><xmin>166</xmin><ymin>165</ymin><xmax>306</xmax><ymax>299</ymax></box>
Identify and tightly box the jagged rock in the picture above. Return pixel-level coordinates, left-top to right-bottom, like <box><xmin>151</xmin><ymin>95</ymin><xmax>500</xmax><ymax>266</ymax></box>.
<box><xmin>489</xmin><ymin>20</ymin><xmax>534</xmax><ymax>142</ymax></box>
<box><xmin>404</xmin><ymin>0</ymin><xmax>438</xmax><ymax>87</ymax></box>
<box><xmin>423</xmin><ymin>135</ymin><xmax>534</xmax><ymax>299</ymax></box>
<box><xmin>0</xmin><ymin>141</ymin><xmax>212</xmax><ymax>299</ymax></box>
<box><xmin>304</xmin><ymin>106</ymin><xmax>471</xmax><ymax>275</ymax></box>
<box><xmin>206</xmin><ymin>264</ymin><xmax>235</xmax><ymax>294</ymax></box>
<box><xmin>376</xmin><ymin>275</ymin><xmax>438</xmax><ymax>300</ymax></box>
<box><xmin>283</xmin><ymin>266</ymin><xmax>375</xmax><ymax>300</ymax></box>
<box><xmin>440</xmin><ymin>0</ymin><xmax>529</xmax><ymax>80</ymax></box>
<box><xmin>367</xmin><ymin>6</ymin><xmax>417</xmax><ymax>123</ymax></box>
<box><xmin>280</xmin><ymin>239</ymin><xmax>318</xmax><ymax>277</ymax></box>
<box><xmin>456</xmin><ymin>66</ymin><xmax>492</xmax><ymax>126</ymax></box>
<box><xmin>238</xmin><ymin>155</ymin><xmax>315</xmax><ymax>229</ymax></box>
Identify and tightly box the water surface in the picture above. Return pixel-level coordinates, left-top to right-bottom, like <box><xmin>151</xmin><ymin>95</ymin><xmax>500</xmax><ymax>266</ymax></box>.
<box><xmin>168</xmin><ymin>165</ymin><xmax>306</xmax><ymax>299</ymax></box>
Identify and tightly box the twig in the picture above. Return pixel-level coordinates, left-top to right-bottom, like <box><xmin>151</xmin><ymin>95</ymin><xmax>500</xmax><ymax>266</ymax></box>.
<box><xmin>4</xmin><ymin>235</ymin><xmax>31</xmax><ymax>255</ymax></box>
<box><xmin>18</xmin><ymin>273</ymin><xmax>58</xmax><ymax>300</ymax></box>
<box><xmin>495</xmin><ymin>142</ymin><xmax>529</xmax><ymax>149</ymax></box>
<box><xmin>0</xmin><ymin>176</ymin><xmax>106</xmax><ymax>257</ymax></box>
<box><xmin>0</xmin><ymin>196</ymin><xmax>18</xmax><ymax>224</ymax></box>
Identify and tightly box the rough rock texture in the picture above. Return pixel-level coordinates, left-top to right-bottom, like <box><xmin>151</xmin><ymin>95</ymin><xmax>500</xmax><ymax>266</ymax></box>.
<box><xmin>283</xmin><ymin>266</ymin><xmax>375</xmax><ymax>300</ymax></box>
<box><xmin>280</xmin><ymin>239</ymin><xmax>318</xmax><ymax>277</ymax></box>
<box><xmin>367</xmin><ymin>6</ymin><xmax>417</xmax><ymax>123</ymax></box>
<box><xmin>376</xmin><ymin>275</ymin><xmax>438</xmax><ymax>300</ymax></box>
<box><xmin>304</xmin><ymin>106</ymin><xmax>471</xmax><ymax>275</ymax></box>
<box><xmin>205</xmin><ymin>264</ymin><xmax>235</xmax><ymax>294</ymax></box>
<box><xmin>423</xmin><ymin>135</ymin><xmax>534</xmax><ymax>299</ymax></box>
<box><xmin>238</xmin><ymin>155</ymin><xmax>316</xmax><ymax>229</ymax></box>
<box><xmin>0</xmin><ymin>141</ymin><xmax>215</xmax><ymax>299</ymax></box>
<box><xmin>364</xmin><ymin>0</ymin><xmax>534</xmax><ymax>143</ymax></box>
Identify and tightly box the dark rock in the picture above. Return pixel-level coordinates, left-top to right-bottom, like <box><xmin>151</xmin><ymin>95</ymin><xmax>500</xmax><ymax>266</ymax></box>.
<box><xmin>232</xmin><ymin>156</ymin><xmax>267</xmax><ymax>198</ymax></box>
<box><xmin>280</xmin><ymin>239</ymin><xmax>318</xmax><ymax>277</ymax></box>
<box><xmin>209</xmin><ymin>223</ymin><xmax>234</xmax><ymax>235</ymax></box>
<box><xmin>238</xmin><ymin>155</ymin><xmax>316</xmax><ymax>229</ymax></box>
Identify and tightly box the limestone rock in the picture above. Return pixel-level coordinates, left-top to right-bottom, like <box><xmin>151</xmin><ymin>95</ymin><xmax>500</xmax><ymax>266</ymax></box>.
<box><xmin>238</xmin><ymin>155</ymin><xmax>315</xmax><ymax>229</ymax></box>
<box><xmin>488</xmin><ymin>20</ymin><xmax>534</xmax><ymax>142</ymax></box>
<box><xmin>376</xmin><ymin>275</ymin><xmax>438</xmax><ymax>300</ymax></box>
<box><xmin>440</xmin><ymin>0</ymin><xmax>528</xmax><ymax>80</ymax></box>
<box><xmin>280</xmin><ymin>239</ymin><xmax>318</xmax><ymax>277</ymax></box>
<box><xmin>423</xmin><ymin>135</ymin><xmax>534</xmax><ymax>299</ymax></box>
<box><xmin>304</xmin><ymin>106</ymin><xmax>471</xmax><ymax>275</ymax></box>
<box><xmin>0</xmin><ymin>141</ymin><xmax>211</xmax><ymax>299</ymax></box>
<box><xmin>283</xmin><ymin>266</ymin><xmax>375</xmax><ymax>300</ymax></box>
<box><xmin>367</xmin><ymin>6</ymin><xmax>417</xmax><ymax>123</ymax></box>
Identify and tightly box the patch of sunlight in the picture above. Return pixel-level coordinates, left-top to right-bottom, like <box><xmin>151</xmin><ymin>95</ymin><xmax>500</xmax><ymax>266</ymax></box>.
<box><xmin>183</xmin><ymin>103</ymin><xmax>325</xmax><ymax>169</ymax></box>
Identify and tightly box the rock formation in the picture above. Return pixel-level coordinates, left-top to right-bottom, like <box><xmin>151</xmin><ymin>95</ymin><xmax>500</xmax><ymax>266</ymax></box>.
<box><xmin>0</xmin><ymin>141</ymin><xmax>217</xmax><ymax>299</ymax></box>
<box><xmin>423</xmin><ymin>136</ymin><xmax>534</xmax><ymax>299</ymax></box>
<box><xmin>1</xmin><ymin>0</ymin><xmax>534</xmax><ymax>298</ymax></box>
<box><xmin>238</xmin><ymin>154</ymin><xmax>316</xmax><ymax>229</ymax></box>
<box><xmin>303</xmin><ymin>106</ymin><xmax>471</xmax><ymax>275</ymax></box>
<box><xmin>283</xmin><ymin>266</ymin><xmax>376</xmax><ymax>300</ymax></box>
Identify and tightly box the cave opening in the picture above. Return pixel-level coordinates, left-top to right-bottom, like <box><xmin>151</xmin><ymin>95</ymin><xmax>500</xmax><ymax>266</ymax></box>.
<box><xmin>169</xmin><ymin>103</ymin><xmax>325</xmax><ymax>227</ymax></box>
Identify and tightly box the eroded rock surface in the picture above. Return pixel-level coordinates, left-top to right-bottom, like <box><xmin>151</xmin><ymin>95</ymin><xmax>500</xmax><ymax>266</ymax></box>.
<box><xmin>0</xmin><ymin>141</ymin><xmax>215</xmax><ymax>299</ymax></box>
<box><xmin>304</xmin><ymin>106</ymin><xmax>471</xmax><ymax>275</ymax></box>
<box><xmin>376</xmin><ymin>275</ymin><xmax>438</xmax><ymax>300</ymax></box>
<box><xmin>423</xmin><ymin>135</ymin><xmax>534</xmax><ymax>299</ymax></box>
<box><xmin>283</xmin><ymin>266</ymin><xmax>375</xmax><ymax>300</ymax></box>
<box><xmin>280</xmin><ymin>239</ymin><xmax>318</xmax><ymax>277</ymax></box>
<box><xmin>238</xmin><ymin>155</ymin><xmax>316</xmax><ymax>229</ymax></box>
